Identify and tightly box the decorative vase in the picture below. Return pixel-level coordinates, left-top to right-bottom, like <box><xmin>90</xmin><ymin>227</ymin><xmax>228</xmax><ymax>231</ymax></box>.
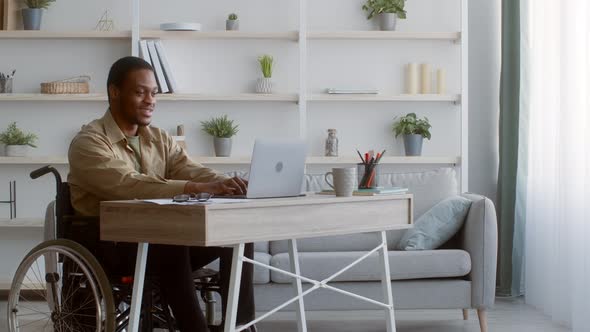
<box><xmin>213</xmin><ymin>137</ymin><xmax>232</xmax><ymax>157</ymax></box>
<box><xmin>226</xmin><ymin>20</ymin><xmax>239</xmax><ymax>31</ymax></box>
<box><xmin>22</xmin><ymin>8</ymin><xmax>43</xmax><ymax>30</ymax></box>
<box><xmin>255</xmin><ymin>78</ymin><xmax>273</xmax><ymax>94</ymax></box>
<box><xmin>5</xmin><ymin>145</ymin><xmax>31</xmax><ymax>157</ymax></box>
<box><xmin>379</xmin><ymin>13</ymin><xmax>397</xmax><ymax>31</ymax></box>
<box><xmin>403</xmin><ymin>134</ymin><xmax>423</xmax><ymax>156</ymax></box>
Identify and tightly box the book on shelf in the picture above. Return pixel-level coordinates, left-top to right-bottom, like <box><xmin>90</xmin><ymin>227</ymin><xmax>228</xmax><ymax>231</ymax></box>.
<box><xmin>146</xmin><ymin>40</ymin><xmax>170</xmax><ymax>93</ymax></box>
<box><xmin>154</xmin><ymin>40</ymin><xmax>179</xmax><ymax>93</ymax></box>
<box><xmin>139</xmin><ymin>39</ymin><xmax>150</xmax><ymax>64</ymax></box>
<box><xmin>318</xmin><ymin>187</ymin><xmax>409</xmax><ymax>196</ymax></box>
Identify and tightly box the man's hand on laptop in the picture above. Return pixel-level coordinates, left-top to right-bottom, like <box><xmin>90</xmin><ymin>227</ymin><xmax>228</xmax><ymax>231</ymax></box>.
<box><xmin>184</xmin><ymin>177</ymin><xmax>248</xmax><ymax>196</ymax></box>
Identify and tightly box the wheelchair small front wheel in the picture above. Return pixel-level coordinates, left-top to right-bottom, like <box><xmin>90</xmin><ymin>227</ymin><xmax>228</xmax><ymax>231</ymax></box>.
<box><xmin>7</xmin><ymin>239</ymin><xmax>115</xmax><ymax>332</ymax></box>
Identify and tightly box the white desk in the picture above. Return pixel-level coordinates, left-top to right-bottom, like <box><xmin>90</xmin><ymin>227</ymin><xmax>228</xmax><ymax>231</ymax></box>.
<box><xmin>101</xmin><ymin>193</ymin><xmax>413</xmax><ymax>332</ymax></box>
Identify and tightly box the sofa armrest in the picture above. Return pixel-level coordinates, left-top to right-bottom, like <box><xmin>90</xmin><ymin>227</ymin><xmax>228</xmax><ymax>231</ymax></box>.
<box><xmin>459</xmin><ymin>193</ymin><xmax>498</xmax><ymax>309</ymax></box>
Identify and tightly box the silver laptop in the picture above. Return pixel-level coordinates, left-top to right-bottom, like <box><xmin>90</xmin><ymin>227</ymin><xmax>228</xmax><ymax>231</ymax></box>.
<box><xmin>228</xmin><ymin>139</ymin><xmax>307</xmax><ymax>199</ymax></box>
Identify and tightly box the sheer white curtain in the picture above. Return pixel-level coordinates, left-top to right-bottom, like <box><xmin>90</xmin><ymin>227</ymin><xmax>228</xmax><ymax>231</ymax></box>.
<box><xmin>521</xmin><ymin>0</ymin><xmax>590</xmax><ymax>329</ymax></box>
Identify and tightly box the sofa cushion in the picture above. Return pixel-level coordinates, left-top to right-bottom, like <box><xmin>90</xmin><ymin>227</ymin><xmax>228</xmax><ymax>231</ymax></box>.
<box><xmin>398</xmin><ymin>196</ymin><xmax>472</xmax><ymax>250</ymax></box>
<box><xmin>270</xmin><ymin>168</ymin><xmax>458</xmax><ymax>254</ymax></box>
<box><xmin>269</xmin><ymin>250</ymin><xmax>471</xmax><ymax>283</ymax></box>
<box><xmin>254</xmin><ymin>241</ymin><xmax>269</xmax><ymax>254</ymax></box>
<box><xmin>305</xmin><ymin>167</ymin><xmax>458</xmax><ymax>219</ymax></box>
<box><xmin>206</xmin><ymin>252</ymin><xmax>271</xmax><ymax>285</ymax></box>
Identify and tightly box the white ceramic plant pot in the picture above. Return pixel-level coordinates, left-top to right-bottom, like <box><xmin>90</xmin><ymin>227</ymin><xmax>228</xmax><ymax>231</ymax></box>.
<box><xmin>379</xmin><ymin>13</ymin><xmax>397</xmax><ymax>31</ymax></box>
<box><xmin>214</xmin><ymin>137</ymin><xmax>232</xmax><ymax>157</ymax></box>
<box><xmin>226</xmin><ymin>19</ymin><xmax>239</xmax><ymax>31</ymax></box>
<box><xmin>256</xmin><ymin>78</ymin><xmax>273</xmax><ymax>94</ymax></box>
<box><xmin>5</xmin><ymin>145</ymin><xmax>31</xmax><ymax>157</ymax></box>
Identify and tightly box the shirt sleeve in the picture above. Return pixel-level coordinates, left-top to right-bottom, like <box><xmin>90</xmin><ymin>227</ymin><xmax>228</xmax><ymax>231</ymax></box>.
<box><xmin>165</xmin><ymin>134</ymin><xmax>230</xmax><ymax>183</ymax></box>
<box><xmin>68</xmin><ymin>133</ymin><xmax>188</xmax><ymax>200</ymax></box>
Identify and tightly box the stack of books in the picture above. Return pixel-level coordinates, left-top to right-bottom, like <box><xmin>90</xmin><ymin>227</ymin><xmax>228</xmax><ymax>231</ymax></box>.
<box><xmin>318</xmin><ymin>187</ymin><xmax>408</xmax><ymax>196</ymax></box>
<box><xmin>139</xmin><ymin>40</ymin><xmax>179</xmax><ymax>93</ymax></box>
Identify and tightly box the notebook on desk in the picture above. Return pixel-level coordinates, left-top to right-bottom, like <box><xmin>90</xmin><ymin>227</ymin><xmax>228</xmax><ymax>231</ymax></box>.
<box><xmin>221</xmin><ymin>139</ymin><xmax>307</xmax><ymax>199</ymax></box>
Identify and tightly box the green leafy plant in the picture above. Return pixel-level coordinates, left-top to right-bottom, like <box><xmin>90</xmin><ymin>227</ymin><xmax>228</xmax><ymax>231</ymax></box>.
<box><xmin>392</xmin><ymin>113</ymin><xmax>431</xmax><ymax>139</ymax></box>
<box><xmin>201</xmin><ymin>115</ymin><xmax>239</xmax><ymax>138</ymax></box>
<box><xmin>0</xmin><ymin>122</ymin><xmax>38</xmax><ymax>147</ymax></box>
<box><xmin>228</xmin><ymin>13</ymin><xmax>238</xmax><ymax>20</ymax></box>
<box><xmin>23</xmin><ymin>0</ymin><xmax>55</xmax><ymax>9</ymax></box>
<box><xmin>362</xmin><ymin>0</ymin><xmax>407</xmax><ymax>20</ymax></box>
<box><xmin>258</xmin><ymin>55</ymin><xmax>274</xmax><ymax>78</ymax></box>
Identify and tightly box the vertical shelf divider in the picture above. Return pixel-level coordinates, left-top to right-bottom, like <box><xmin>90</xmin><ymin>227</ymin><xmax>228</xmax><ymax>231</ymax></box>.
<box><xmin>460</xmin><ymin>0</ymin><xmax>469</xmax><ymax>193</ymax></box>
<box><xmin>131</xmin><ymin>0</ymin><xmax>140</xmax><ymax>56</ymax></box>
<box><xmin>298</xmin><ymin>0</ymin><xmax>308</xmax><ymax>139</ymax></box>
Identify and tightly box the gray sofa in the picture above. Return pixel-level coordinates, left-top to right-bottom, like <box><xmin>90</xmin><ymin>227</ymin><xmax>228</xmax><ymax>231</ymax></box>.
<box><xmin>239</xmin><ymin>167</ymin><xmax>497</xmax><ymax>332</ymax></box>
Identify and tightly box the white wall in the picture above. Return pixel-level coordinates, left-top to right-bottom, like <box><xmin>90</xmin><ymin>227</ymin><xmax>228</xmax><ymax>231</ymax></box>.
<box><xmin>0</xmin><ymin>0</ymin><xmax>499</xmax><ymax>222</ymax></box>
<box><xmin>468</xmin><ymin>0</ymin><xmax>500</xmax><ymax>202</ymax></box>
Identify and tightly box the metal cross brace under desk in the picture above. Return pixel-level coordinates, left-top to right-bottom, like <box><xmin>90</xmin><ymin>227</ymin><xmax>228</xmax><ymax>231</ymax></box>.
<box><xmin>100</xmin><ymin>193</ymin><xmax>414</xmax><ymax>332</ymax></box>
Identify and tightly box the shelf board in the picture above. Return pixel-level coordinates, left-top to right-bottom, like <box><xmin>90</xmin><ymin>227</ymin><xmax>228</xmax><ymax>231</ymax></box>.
<box><xmin>0</xmin><ymin>93</ymin><xmax>298</xmax><ymax>102</ymax></box>
<box><xmin>306</xmin><ymin>156</ymin><xmax>460</xmax><ymax>165</ymax></box>
<box><xmin>0</xmin><ymin>30</ymin><xmax>132</xmax><ymax>39</ymax></box>
<box><xmin>0</xmin><ymin>157</ymin><xmax>69</xmax><ymax>164</ymax></box>
<box><xmin>0</xmin><ymin>218</ymin><xmax>44</xmax><ymax>228</ymax></box>
<box><xmin>141</xmin><ymin>30</ymin><xmax>299</xmax><ymax>41</ymax></box>
<box><xmin>308</xmin><ymin>94</ymin><xmax>460</xmax><ymax>102</ymax></box>
<box><xmin>307</xmin><ymin>31</ymin><xmax>461</xmax><ymax>41</ymax></box>
<box><xmin>0</xmin><ymin>93</ymin><xmax>107</xmax><ymax>101</ymax></box>
<box><xmin>157</xmin><ymin>93</ymin><xmax>299</xmax><ymax>102</ymax></box>
<box><xmin>0</xmin><ymin>156</ymin><xmax>459</xmax><ymax>165</ymax></box>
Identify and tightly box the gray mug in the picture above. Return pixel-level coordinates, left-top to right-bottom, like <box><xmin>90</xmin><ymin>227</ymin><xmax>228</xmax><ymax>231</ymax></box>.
<box><xmin>325</xmin><ymin>167</ymin><xmax>357</xmax><ymax>197</ymax></box>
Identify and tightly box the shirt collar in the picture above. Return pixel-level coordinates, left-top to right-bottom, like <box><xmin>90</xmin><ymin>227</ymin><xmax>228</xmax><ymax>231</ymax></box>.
<box><xmin>103</xmin><ymin>109</ymin><xmax>125</xmax><ymax>144</ymax></box>
<box><xmin>103</xmin><ymin>109</ymin><xmax>155</xmax><ymax>144</ymax></box>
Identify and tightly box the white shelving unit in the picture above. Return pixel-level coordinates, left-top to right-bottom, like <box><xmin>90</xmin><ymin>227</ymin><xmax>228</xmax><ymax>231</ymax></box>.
<box><xmin>141</xmin><ymin>30</ymin><xmax>299</xmax><ymax>41</ymax></box>
<box><xmin>306</xmin><ymin>31</ymin><xmax>460</xmax><ymax>41</ymax></box>
<box><xmin>0</xmin><ymin>156</ymin><xmax>460</xmax><ymax>165</ymax></box>
<box><xmin>0</xmin><ymin>30</ymin><xmax>132</xmax><ymax>39</ymax></box>
<box><xmin>0</xmin><ymin>0</ymin><xmax>468</xmax><ymax>191</ymax></box>
<box><xmin>0</xmin><ymin>218</ymin><xmax>44</xmax><ymax>228</ymax></box>
<box><xmin>308</xmin><ymin>94</ymin><xmax>460</xmax><ymax>102</ymax></box>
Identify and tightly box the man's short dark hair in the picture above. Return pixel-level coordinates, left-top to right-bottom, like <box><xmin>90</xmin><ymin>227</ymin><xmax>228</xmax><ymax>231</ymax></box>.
<box><xmin>106</xmin><ymin>56</ymin><xmax>154</xmax><ymax>102</ymax></box>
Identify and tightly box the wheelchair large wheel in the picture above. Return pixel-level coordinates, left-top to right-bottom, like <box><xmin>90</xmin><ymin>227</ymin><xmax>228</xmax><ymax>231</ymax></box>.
<box><xmin>7</xmin><ymin>239</ymin><xmax>115</xmax><ymax>332</ymax></box>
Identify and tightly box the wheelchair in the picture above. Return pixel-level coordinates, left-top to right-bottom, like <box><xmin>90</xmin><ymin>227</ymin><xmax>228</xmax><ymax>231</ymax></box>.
<box><xmin>7</xmin><ymin>165</ymin><xmax>222</xmax><ymax>332</ymax></box>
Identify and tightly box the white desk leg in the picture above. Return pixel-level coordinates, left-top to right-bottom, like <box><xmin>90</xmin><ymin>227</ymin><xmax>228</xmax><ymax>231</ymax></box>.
<box><xmin>224</xmin><ymin>243</ymin><xmax>245</xmax><ymax>332</ymax></box>
<box><xmin>288</xmin><ymin>239</ymin><xmax>308</xmax><ymax>332</ymax></box>
<box><xmin>379</xmin><ymin>231</ymin><xmax>396</xmax><ymax>332</ymax></box>
<box><xmin>128</xmin><ymin>242</ymin><xmax>149</xmax><ymax>332</ymax></box>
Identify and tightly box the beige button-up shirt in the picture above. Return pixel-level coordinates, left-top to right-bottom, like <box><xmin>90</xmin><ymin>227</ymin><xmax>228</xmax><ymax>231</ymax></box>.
<box><xmin>68</xmin><ymin>110</ymin><xmax>228</xmax><ymax>216</ymax></box>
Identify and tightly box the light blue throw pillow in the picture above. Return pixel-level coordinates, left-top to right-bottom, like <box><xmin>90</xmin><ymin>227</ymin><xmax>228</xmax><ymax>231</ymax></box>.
<box><xmin>398</xmin><ymin>196</ymin><xmax>472</xmax><ymax>250</ymax></box>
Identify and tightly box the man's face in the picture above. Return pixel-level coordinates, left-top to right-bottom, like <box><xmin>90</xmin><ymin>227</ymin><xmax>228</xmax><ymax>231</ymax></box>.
<box><xmin>109</xmin><ymin>69</ymin><xmax>158</xmax><ymax>127</ymax></box>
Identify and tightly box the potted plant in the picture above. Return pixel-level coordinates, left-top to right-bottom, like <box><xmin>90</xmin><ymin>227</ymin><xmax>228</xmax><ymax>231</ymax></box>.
<box><xmin>226</xmin><ymin>13</ymin><xmax>239</xmax><ymax>31</ymax></box>
<box><xmin>392</xmin><ymin>113</ymin><xmax>431</xmax><ymax>156</ymax></box>
<box><xmin>255</xmin><ymin>54</ymin><xmax>274</xmax><ymax>94</ymax></box>
<box><xmin>201</xmin><ymin>115</ymin><xmax>239</xmax><ymax>157</ymax></box>
<box><xmin>0</xmin><ymin>122</ymin><xmax>38</xmax><ymax>157</ymax></box>
<box><xmin>362</xmin><ymin>0</ymin><xmax>407</xmax><ymax>31</ymax></box>
<box><xmin>22</xmin><ymin>0</ymin><xmax>55</xmax><ymax>30</ymax></box>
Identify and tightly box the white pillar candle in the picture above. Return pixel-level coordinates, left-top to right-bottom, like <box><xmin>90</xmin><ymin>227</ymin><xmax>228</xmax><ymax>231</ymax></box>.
<box><xmin>406</xmin><ymin>63</ymin><xmax>419</xmax><ymax>94</ymax></box>
<box><xmin>420</xmin><ymin>63</ymin><xmax>431</xmax><ymax>94</ymax></box>
<box><xmin>436</xmin><ymin>68</ymin><xmax>447</xmax><ymax>94</ymax></box>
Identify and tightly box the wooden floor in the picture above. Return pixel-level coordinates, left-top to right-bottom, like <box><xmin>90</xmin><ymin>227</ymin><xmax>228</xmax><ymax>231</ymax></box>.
<box><xmin>0</xmin><ymin>297</ymin><xmax>570</xmax><ymax>332</ymax></box>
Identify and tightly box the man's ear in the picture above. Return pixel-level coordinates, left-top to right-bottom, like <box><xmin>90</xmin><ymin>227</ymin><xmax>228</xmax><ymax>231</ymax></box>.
<box><xmin>108</xmin><ymin>84</ymin><xmax>120</xmax><ymax>100</ymax></box>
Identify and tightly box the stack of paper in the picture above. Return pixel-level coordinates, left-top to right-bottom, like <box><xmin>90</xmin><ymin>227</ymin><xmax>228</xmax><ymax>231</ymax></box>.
<box><xmin>139</xmin><ymin>40</ymin><xmax>179</xmax><ymax>93</ymax></box>
<box><xmin>326</xmin><ymin>88</ymin><xmax>379</xmax><ymax>94</ymax></box>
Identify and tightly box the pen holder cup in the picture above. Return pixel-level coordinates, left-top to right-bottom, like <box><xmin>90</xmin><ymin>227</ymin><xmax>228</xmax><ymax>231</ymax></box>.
<box><xmin>0</xmin><ymin>78</ymin><xmax>13</xmax><ymax>93</ymax></box>
<box><xmin>357</xmin><ymin>163</ymin><xmax>381</xmax><ymax>189</ymax></box>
